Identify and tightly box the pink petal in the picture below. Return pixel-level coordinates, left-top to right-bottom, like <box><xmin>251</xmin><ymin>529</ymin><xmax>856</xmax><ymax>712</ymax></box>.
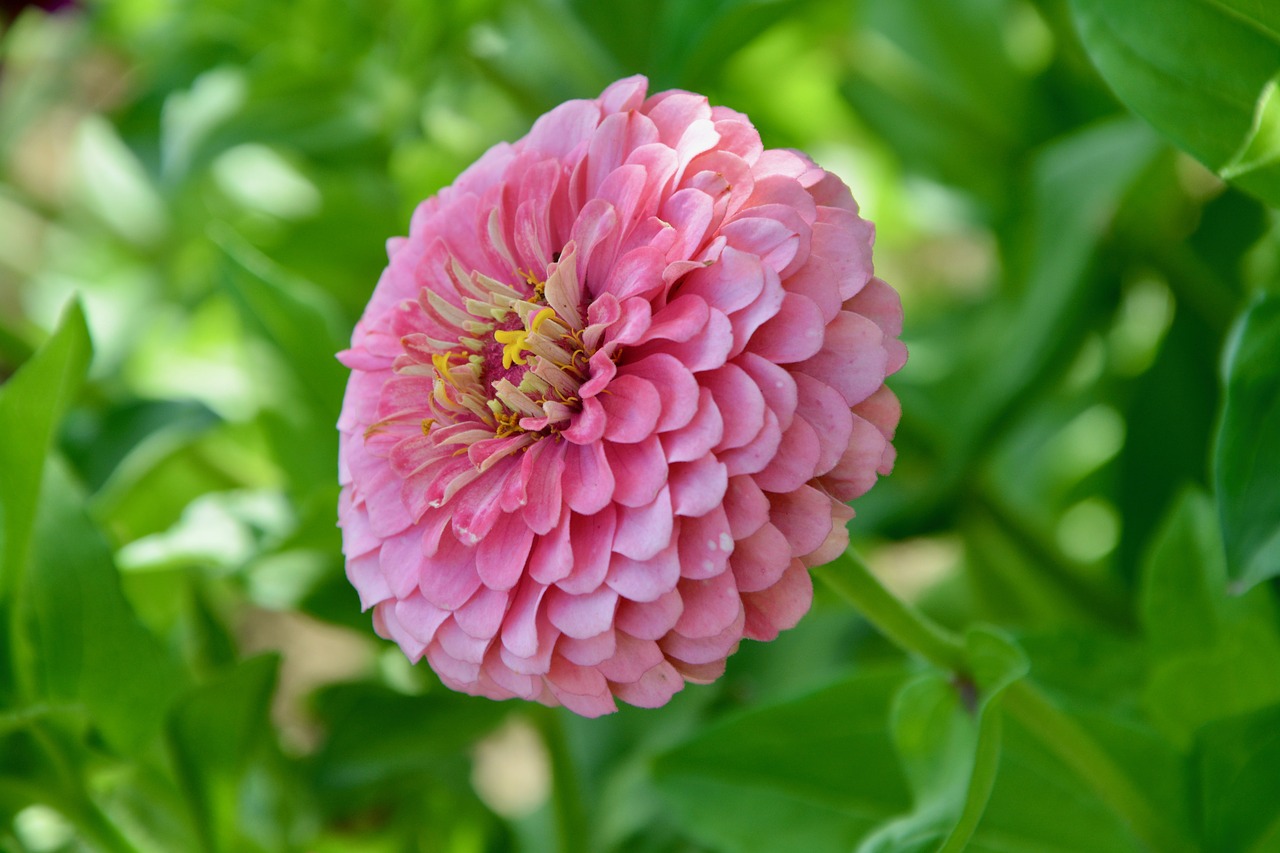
<box><xmin>681</xmin><ymin>245</ymin><xmax>765</xmax><ymax>315</ymax></box>
<box><xmin>751</xmin><ymin>415</ymin><xmax>820</xmax><ymax>493</ymax></box>
<box><xmin>748</xmin><ymin>292</ymin><xmax>825</xmax><ymax>363</ymax></box>
<box><xmin>702</xmin><ymin>363</ymin><xmax>765</xmax><ymax>451</ymax></box>
<box><xmin>557</xmin><ymin>507</ymin><xmax>617</xmax><ymax>595</ymax></box>
<box><xmin>562</xmin><ymin>441</ymin><xmax>615</xmax><ymax>515</ymax></box>
<box><xmin>393</xmin><ymin>594</ymin><xmax>450</xmax><ymax>645</ymax></box>
<box><xmin>673</xmin><ymin>571</ymin><xmax>743</xmax><ymax>639</ymax></box>
<box><xmin>622</xmin><ymin>354</ymin><xmax>699</xmax><ymax>432</ymax></box>
<box><xmin>793</xmin><ymin>372</ymin><xmax>854</xmax><ymax>477</ymax></box>
<box><xmin>453</xmin><ymin>585</ymin><xmax>510</xmax><ymax>639</ymax></box>
<box><xmin>562</xmin><ymin>395</ymin><xmax>607</xmax><ymax>444</ymax></box>
<box><xmin>521</xmin><ymin>439</ymin><xmax>566</xmax><ymax>534</ymax></box>
<box><xmin>614</xmin><ymin>588</ymin><xmax>684</xmax><ymax>640</ymax></box>
<box><xmin>661</xmin><ymin>387</ymin><xmax>724</xmax><ymax>463</ymax></box>
<box><xmin>600</xmin><ymin>375</ymin><xmax>661</xmax><ymax>443</ymax></box>
<box><xmin>718</xmin><ymin>407</ymin><xmax>782</xmax><ymax>477</ymax></box>
<box><xmin>611</xmin><ymin>485</ymin><xmax>674</xmax><ymax>559</ymax></box>
<box><xmin>736</xmin><ymin>352</ymin><xmax>798</xmax><ymax>433</ymax></box>
<box><xmin>769</xmin><ymin>485</ymin><xmax>834</xmax><ymax>559</ymax></box>
<box><xmin>722</xmin><ymin>475</ymin><xmax>771</xmax><ymax>539</ymax></box>
<box><xmin>669</xmin><ymin>455</ymin><xmax>729</xmax><ymax>517</ymax></box>
<box><xmin>546</xmin><ymin>586</ymin><xmax>619</xmax><ymax>639</ymax></box>
<box><xmin>598</xmin><ymin>631</ymin><xmax>665</xmax><ymax>681</ymax></box>
<box><xmin>417</xmin><ymin>532</ymin><xmax>484</xmax><ymax>610</ymax></box>
<box><xmin>611</xmin><ymin>661</ymin><xmax>683</xmax><ymax>708</ymax></box>
<box><xmin>796</xmin><ymin>310</ymin><xmax>888</xmax><ymax>407</ymax></box>
<box><xmin>660</xmin><ymin>607</ymin><xmax>745</xmax><ymax>665</ymax></box>
<box><xmin>605</xmin><ymin>436</ymin><xmax>668</xmax><ymax>508</ymax></box>
<box><xmin>742</xmin><ymin>559</ymin><xmax>812</xmax><ymax>641</ymax></box>
<box><xmin>529</xmin><ymin>510</ymin><xmax>574</xmax><ymax>584</ymax></box>
<box><xmin>475</xmin><ymin>511</ymin><xmax>535</xmax><ymax>591</ymax></box>
<box><xmin>731</xmin><ymin>522</ymin><xmax>792</xmax><ymax>593</ymax></box>
<box><xmin>677</xmin><ymin>506</ymin><xmax>733</xmax><ymax>580</ymax></box>
<box><xmin>557</xmin><ymin>629</ymin><xmax>617</xmax><ymax>666</ymax></box>
<box><xmin>607</xmin><ymin>537</ymin><xmax>681</xmax><ymax>602</ymax></box>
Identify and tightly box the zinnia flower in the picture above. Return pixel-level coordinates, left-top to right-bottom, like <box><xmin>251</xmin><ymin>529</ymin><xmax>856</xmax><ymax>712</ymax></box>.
<box><xmin>337</xmin><ymin>76</ymin><xmax>904</xmax><ymax>716</ymax></box>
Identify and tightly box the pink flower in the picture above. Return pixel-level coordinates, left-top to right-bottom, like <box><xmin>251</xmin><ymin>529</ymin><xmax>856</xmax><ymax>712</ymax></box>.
<box><xmin>337</xmin><ymin>76</ymin><xmax>904</xmax><ymax>716</ymax></box>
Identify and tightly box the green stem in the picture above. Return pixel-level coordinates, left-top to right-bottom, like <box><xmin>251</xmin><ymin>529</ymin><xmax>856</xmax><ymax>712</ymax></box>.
<box><xmin>812</xmin><ymin>550</ymin><xmax>966</xmax><ymax>672</ymax></box>
<box><xmin>816</xmin><ymin>549</ymin><xmax>1192</xmax><ymax>853</ymax></box>
<box><xmin>532</xmin><ymin>707</ymin><xmax>588</xmax><ymax>853</ymax></box>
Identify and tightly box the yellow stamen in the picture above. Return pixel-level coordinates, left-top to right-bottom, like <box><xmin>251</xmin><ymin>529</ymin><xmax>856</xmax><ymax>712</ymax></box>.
<box><xmin>432</xmin><ymin>352</ymin><xmax>460</xmax><ymax>387</ymax></box>
<box><xmin>493</xmin><ymin>328</ymin><xmax>529</xmax><ymax>368</ymax></box>
<box><xmin>529</xmin><ymin>306</ymin><xmax>557</xmax><ymax>335</ymax></box>
<box><xmin>494</xmin><ymin>306</ymin><xmax>560</xmax><ymax>369</ymax></box>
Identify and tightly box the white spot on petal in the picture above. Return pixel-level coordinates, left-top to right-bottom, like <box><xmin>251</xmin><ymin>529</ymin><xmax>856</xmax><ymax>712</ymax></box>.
<box><xmin>718</xmin><ymin>533</ymin><xmax>733</xmax><ymax>551</ymax></box>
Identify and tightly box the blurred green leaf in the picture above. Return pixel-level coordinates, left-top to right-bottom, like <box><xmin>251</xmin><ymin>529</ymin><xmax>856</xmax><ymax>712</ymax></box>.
<box><xmin>307</xmin><ymin>682</ymin><xmax>509</xmax><ymax>818</ymax></box>
<box><xmin>1070</xmin><ymin>0</ymin><xmax>1280</xmax><ymax>205</ymax></box>
<box><xmin>652</xmin><ymin>668</ymin><xmax>912</xmax><ymax>853</ymax></box>
<box><xmin>1193</xmin><ymin>702</ymin><xmax>1280</xmax><ymax>852</ymax></box>
<box><xmin>166</xmin><ymin>654</ymin><xmax>280</xmax><ymax>853</ymax></box>
<box><xmin>1139</xmin><ymin>489</ymin><xmax>1280</xmax><ymax>746</ymax></box>
<box><xmin>858</xmin><ymin>627</ymin><xmax>1027</xmax><ymax>853</ymax></box>
<box><xmin>840</xmin><ymin>0</ymin><xmax>1042</xmax><ymax>207</ymax></box>
<box><xmin>1214</xmin><ymin>294</ymin><xmax>1280</xmax><ymax>589</ymax></box>
<box><xmin>25</xmin><ymin>459</ymin><xmax>184</xmax><ymax>755</ymax></box>
<box><xmin>0</xmin><ymin>299</ymin><xmax>91</xmax><ymax>604</ymax></box>
<box><xmin>1139</xmin><ymin>490</ymin><xmax>1223</xmax><ymax>658</ymax></box>
<box><xmin>213</xmin><ymin>222</ymin><xmax>347</xmax><ymax>414</ymax></box>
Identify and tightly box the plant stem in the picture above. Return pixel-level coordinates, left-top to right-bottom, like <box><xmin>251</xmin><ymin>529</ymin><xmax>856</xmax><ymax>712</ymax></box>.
<box><xmin>815</xmin><ymin>548</ymin><xmax>1192</xmax><ymax>853</ymax></box>
<box><xmin>532</xmin><ymin>707</ymin><xmax>588</xmax><ymax>853</ymax></box>
<box><xmin>812</xmin><ymin>549</ymin><xmax>966</xmax><ymax>672</ymax></box>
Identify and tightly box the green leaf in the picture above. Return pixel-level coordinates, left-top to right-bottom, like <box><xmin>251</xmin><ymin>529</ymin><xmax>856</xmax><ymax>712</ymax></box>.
<box><xmin>857</xmin><ymin>627</ymin><xmax>1028</xmax><ymax>853</ymax></box>
<box><xmin>1139</xmin><ymin>490</ymin><xmax>1224</xmax><ymax>658</ymax></box>
<box><xmin>1070</xmin><ymin>0</ymin><xmax>1280</xmax><ymax>205</ymax></box>
<box><xmin>24</xmin><ymin>459</ymin><xmax>184</xmax><ymax>755</ymax></box>
<box><xmin>652</xmin><ymin>668</ymin><xmax>912</xmax><ymax>853</ymax></box>
<box><xmin>211</xmin><ymin>221</ymin><xmax>348</xmax><ymax>416</ymax></box>
<box><xmin>307</xmin><ymin>682</ymin><xmax>510</xmax><ymax>817</ymax></box>
<box><xmin>0</xmin><ymin>300</ymin><xmax>91</xmax><ymax>604</ymax></box>
<box><xmin>166</xmin><ymin>654</ymin><xmax>280</xmax><ymax>853</ymax></box>
<box><xmin>1214</xmin><ymin>294</ymin><xmax>1280</xmax><ymax>589</ymax></box>
<box><xmin>1138</xmin><ymin>487</ymin><xmax>1280</xmax><ymax>746</ymax></box>
<box><xmin>1193</xmin><ymin>702</ymin><xmax>1280</xmax><ymax>852</ymax></box>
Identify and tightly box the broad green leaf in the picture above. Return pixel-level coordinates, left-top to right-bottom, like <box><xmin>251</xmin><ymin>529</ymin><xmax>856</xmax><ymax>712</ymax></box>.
<box><xmin>1193</xmin><ymin>702</ymin><xmax>1280</xmax><ymax>852</ymax></box>
<box><xmin>1215</xmin><ymin>294</ymin><xmax>1280</xmax><ymax>588</ymax></box>
<box><xmin>0</xmin><ymin>300</ymin><xmax>91</xmax><ymax>603</ymax></box>
<box><xmin>166</xmin><ymin>654</ymin><xmax>280</xmax><ymax>853</ymax></box>
<box><xmin>1139</xmin><ymin>490</ymin><xmax>1223</xmax><ymax>658</ymax></box>
<box><xmin>1070</xmin><ymin>0</ymin><xmax>1280</xmax><ymax>206</ymax></box>
<box><xmin>652</xmin><ymin>668</ymin><xmax>912</xmax><ymax>853</ymax></box>
<box><xmin>857</xmin><ymin>627</ymin><xmax>1028</xmax><ymax>853</ymax></box>
<box><xmin>1138</xmin><ymin>487</ymin><xmax>1280</xmax><ymax>745</ymax></box>
<box><xmin>24</xmin><ymin>459</ymin><xmax>184</xmax><ymax>755</ymax></box>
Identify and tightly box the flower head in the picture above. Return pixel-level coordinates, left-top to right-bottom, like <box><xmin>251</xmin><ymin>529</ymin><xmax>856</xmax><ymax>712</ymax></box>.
<box><xmin>337</xmin><ymin>76</ymin><xmax>905</xmax><ymax>716</ymax></box>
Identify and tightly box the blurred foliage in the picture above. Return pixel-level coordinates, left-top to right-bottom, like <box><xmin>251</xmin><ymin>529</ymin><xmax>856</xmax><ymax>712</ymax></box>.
<box><xmin>1</xmin><ymin>0</ymin><xmax>1279</xmax><ymax>851</ymax></box>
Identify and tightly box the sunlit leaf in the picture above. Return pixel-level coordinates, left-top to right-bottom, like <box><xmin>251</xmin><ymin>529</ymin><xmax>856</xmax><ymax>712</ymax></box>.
<box><xmin>0</xmin><ymin>300</ymin><xmax>91</xmax><ymax>604</ymax></box>
<box><xmin>1071</xmin><ymin>0</ymin><xmax>1280</xmax><ymax>205</ymax></box>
